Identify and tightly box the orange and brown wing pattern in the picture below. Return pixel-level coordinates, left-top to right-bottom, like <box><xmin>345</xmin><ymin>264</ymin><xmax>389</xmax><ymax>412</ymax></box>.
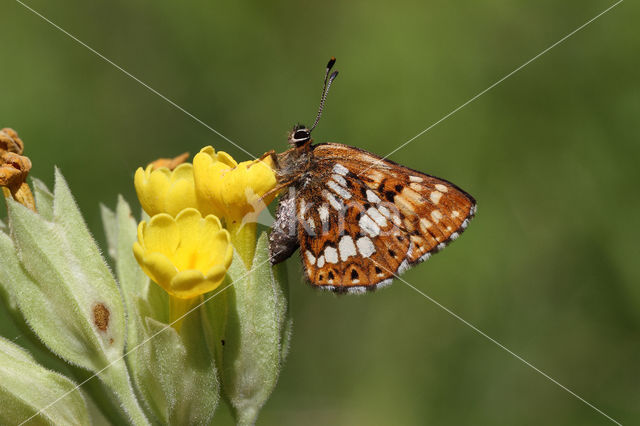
<box><xmin>296</xmin><ymin>143</ymin><xmax>476</xmax><ymax>293</ymax></box>
<box><xmin>296</xmin><ymin>178</ymin><xmax>412</xmax><ymax>293</ymax></box>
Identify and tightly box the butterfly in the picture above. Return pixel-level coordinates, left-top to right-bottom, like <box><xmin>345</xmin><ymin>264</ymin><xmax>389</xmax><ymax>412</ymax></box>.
<box><xmin>266</xmin><ymin>58</ymin><xmax>476</xmax><ymax>293</ymax></box>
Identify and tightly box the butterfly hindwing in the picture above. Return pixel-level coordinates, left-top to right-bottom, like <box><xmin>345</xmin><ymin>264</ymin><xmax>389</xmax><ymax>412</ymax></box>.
<box><xmin>295</xmin><ymin>143</ymin><xmax>476</xmax><ymax>292</ymax></box>
<box><xmin>295</xmin><ymin>173</ymin><xmax>409</xmax><ymax>292</ymax></box>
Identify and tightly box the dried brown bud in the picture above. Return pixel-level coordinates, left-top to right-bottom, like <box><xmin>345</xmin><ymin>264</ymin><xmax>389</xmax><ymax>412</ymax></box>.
<box><xmin>149</xmin><ymin>152</ymin><xmax>190</xmax><ymax>170</ymax></box>
<box><xmin>0</xmin><ymin>128</ymin><xmax>25</xmax><ymax>155</ymax></box>
<box><xmin>0</xmin><ymin>128</ymin><xmax>35</xmax><ymax>211</ymax></box>
<box><xmin>0</xmin><ymin>152</ymin><xmax>32</xmax><ymax>188</ymax></box>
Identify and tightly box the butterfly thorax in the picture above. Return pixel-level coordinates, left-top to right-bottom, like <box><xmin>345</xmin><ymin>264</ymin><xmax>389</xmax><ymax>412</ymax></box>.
<box><xmin>275</xmin><ymin>139</ymin><xmax>314</xmax><ymax>186</ymax></box>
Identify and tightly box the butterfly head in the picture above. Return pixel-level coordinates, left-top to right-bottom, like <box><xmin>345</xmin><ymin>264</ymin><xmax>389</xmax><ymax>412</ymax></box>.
<box><xmin>286</xmin><ymin>57</ymin><xmax>339</xmax><ymax>148</ymax></box>
<box><xmin>288</xmin><ymin>124</ymin><xmax>312</xmax><ymax>147</ymax></box>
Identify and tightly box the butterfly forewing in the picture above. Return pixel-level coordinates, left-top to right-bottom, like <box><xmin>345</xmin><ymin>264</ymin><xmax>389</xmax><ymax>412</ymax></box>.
<box><xmin>295</xmin><ymin>143</ymin><xmax>476</xmax><ymax>292</ymax></box>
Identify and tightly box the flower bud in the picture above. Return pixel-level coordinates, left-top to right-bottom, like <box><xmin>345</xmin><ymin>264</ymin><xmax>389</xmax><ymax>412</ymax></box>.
<box><xmin>193</xmin><ymin>146</ymin><xmax>277</xmax><ymax>225</ymax></box>
<box><xmin>134</xmin><ymin>163</ymin><xmax>198</xmax><ymax>217</ymax></box>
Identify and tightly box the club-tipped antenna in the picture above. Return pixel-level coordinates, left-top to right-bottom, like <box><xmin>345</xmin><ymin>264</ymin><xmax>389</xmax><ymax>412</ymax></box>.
<box><xmin>310</xmin><ymin>57</ymin><xmax>339</xmax><ymax>132</ymax></box>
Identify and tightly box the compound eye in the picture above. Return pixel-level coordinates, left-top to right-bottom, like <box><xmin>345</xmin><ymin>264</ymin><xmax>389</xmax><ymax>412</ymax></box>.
<box><xmin>293</xmin><ymin>129</ymin><xmax>310</xmax><ymax>141</ymax></box>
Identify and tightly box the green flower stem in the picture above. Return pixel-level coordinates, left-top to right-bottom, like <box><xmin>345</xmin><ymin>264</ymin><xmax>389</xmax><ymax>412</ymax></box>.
<box><xmin>227</xmin><ymin>221</ymin><xmax>257</xmax><ymax>268</ymax></box>
<box><xmin>100</xmin><ymin>359</ymin><xmax>151</xmax><ymax>426</ymax></box>
<box><xmin>169</xmin><ymin>295</ymin><xmax>199</xmax><ymax>332</ymax></box>
<box><xmin>205</xmin><ymin>232</ymin><xmax>290</xmax><ymax>425</ymax></box>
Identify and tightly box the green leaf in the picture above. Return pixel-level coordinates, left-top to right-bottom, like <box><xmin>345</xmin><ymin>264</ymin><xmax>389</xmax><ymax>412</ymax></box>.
<box><xmin>100</xmin><ymin>203</ymin><xmax>118</xmax><ymax>260</ymax></box>
<box><xmin>114</xmin><ymin>196</ymin><xmax>151</xmax><ymax>305</ymax></box>
<box><xmin>0</xmin><ymin>336</ymin><xmax>89</xmax><ymax>426</ymax></box>
<box><xmin>103</xmin><ymin>196</ymin><xmax>153</xmax><ymax>350</ymax></box>
<box><xmin>4</xmin><ymin>169</ymin><xmax>149</xmax><ymax>425</ymax></box>
<box><xmin>206</xmin><ymin>231</ymin><xmax>291</xmax><ymax>425</ymax></box>
<box><xmin>7</xmin><ymin>173</ymin><xmax>123</xmax><ymax>370</ymax></box>
<box><xmin>273</xmin><ymin>261</ymin><xmax>293</xmax><ymax>364</ymax></box>
<box><xmin>0</xmin><ymin>231</ymin><xmax>20</xmax><ymax>315</ymax></box>
<box><xmin>32</xmin><ymin>177</ymin><xmax>54</xmax><ymax>221</ymax></box>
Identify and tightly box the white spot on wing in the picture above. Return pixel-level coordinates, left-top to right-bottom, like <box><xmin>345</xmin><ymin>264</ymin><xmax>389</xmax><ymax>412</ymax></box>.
<box><xmin>323</xmin><ymin>190</ymin><xmax>344</xmax><ymax>211</ymax></box>
<box><xmin>319</xmin><ymin>205</ymin><xmax>329</xmax><ymax>227</ymax></box>
<box><xmin>359</xmin><ymin>214</ymin><xmax>380</xmax><ymax>237</ymax></box>
<box><xmin>430</xmin><ymin>191</ymin><xmax>443</xmax><ymax>204</ymax></box>
<box><xmin>324</xmin><ymin>246</ymin><xmax>338</xmax><ymax>264</ymax></box>
<box><xmin>452</xmin><ymin>210</ymin><xmax>460</xmax><ymax>218</ymax></box>
<box><xmin>431</xmin><ymin>210</ymin><xmax>443</xmax><ymax>223</ymax></box>
<box><xmin>450</xmin><ymin>232</ymin><xmax>459</xmax><ymax>240</ymax></box>
<box><xmin>410</xmin><ymin>183</ymin><xmax>423</xmax><ymax>191</ymax></box>
<box><xmin>419</xmin><ymin>218</ymin><xmax>432</xmax><ymax>232</ymax></box>
<box><xmin>435</xmin><ymin>184</ymin><xmax>448</xmax><ymax>192</ymax></box>
<box><xmin>332</xmin><ymin>174</ymin><xmax>347</xmax><ymax>187</ymax></box>
<box><xmin>338</xmin><ymin>236</ymin><xmax>357</xmax><ymax>261</ymax></box>
<box><xmin>317</xmin><ymin>255</ymin><xmax>325</xmax><ymax>268</ymax></box>
<box><xmin>409</xmin><ymin>176</ymin><xmax>423</xmax><ymax>183</ymax></box>
<box><xmin>328</xmin><ymin>180</ymin><xmax>352</xmax><ymax>199</ymax></box>
<box><xmin>406</xmin><ymin>241</ymin><xmax>414</xmax><ymax>258</ymax></box>
<box><xmin>356</xmin><ymin>237</ymin><xmax>376</xmax><ymax>258</ymax></box>
<box><xmin>366</xmin><ymin>190</ymin><xmax>381</xmax><ymax>203</ymax></box>
<box><xmin>305</xmin><ymin>250</ymin><xmax>316</xmax><ymax>265</ymax></box>
<box><xmin>397</xmin><ymin>259</ymin><xmax>410</xmax><ymax>275</ymax></box>
<box><xmin>401</xmin><ymin>188</ymin><xmax>422</xmax><ymax>204</ymax></box>
<box><xmin>377</xmin><ymin>278</ymin><xmax>393</xmax><ymax>289</ymax></box>
<box><xmin>346</xmin><ymin>285</ymin><xmax>366</xmax><ymax>294</ymax></box>
<box><xmin>378</xmin><ymin>206</ymin><xmax>391</xmax><ymax>218</ymax></box>
<box><xmin>366</xmin><ymin>207</ymin><xmax>387</xmax><ymax>227</ymax></box>
<box><xmin>299</xmin><ymin>199</ymin><xmax>307</xmax><ymax>217</ymax></box>
<box><xmin>305</xmin><ymin>217</ymin><xmax>316</xmax><ymax>235</ymax></box>
<box><xmin>333</xmin><ymin>163</ymin><xmax>349</xmax><ymax>176</ymax></box>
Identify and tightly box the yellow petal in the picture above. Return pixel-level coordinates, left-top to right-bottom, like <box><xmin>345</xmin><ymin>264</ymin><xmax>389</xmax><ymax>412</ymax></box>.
<box><xmin>132</xmin><ymin>209</ymin><xmax>233</xmax><ymax>300</ymax></box>
<box><xmin>143</xmin><ymin>214</ymin><xmax>180</xmax><ymax>258</ymax></box>
<box><xmin>171</xmin><ymin>270</ymin><xmax>223</xmax><ymax>299</ymax></box>
<box><xmin>193</xmin><ymin>147</ymin><xmax>277</xmax><ymax>224</ymax></box>
<box><xmin>134</xmin><ymin>163</ymin><xmax>198</xmax><ymax>217</ymax></box>
<box><xmin>139</xmin><ymin>252</ymin><xmax>178</xmax><ymax>294</ymax></box>
<box><xmin>135</xmin><ymin>166</ymin><xmax>165</xmax><ymax>216</ymax></box>
<box><xmin>205</xmin><ymin>264</ymin><xmax>228</xmax><ymax>284</ymax></box>
<box><xmin>207</xmin><ymin>229</ymin><xmax>232</xmax><ymax>262</ymax></box>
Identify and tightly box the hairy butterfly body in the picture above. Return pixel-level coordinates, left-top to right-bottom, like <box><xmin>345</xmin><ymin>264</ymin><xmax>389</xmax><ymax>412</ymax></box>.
<box><xmin>268</xmin><ymin>58</ymin><xmax>476</xmax><ymax>293</ymax></box>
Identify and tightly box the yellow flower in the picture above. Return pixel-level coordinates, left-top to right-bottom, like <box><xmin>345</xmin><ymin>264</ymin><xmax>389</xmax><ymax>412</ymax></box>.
<box><xmin>133</xmin><ymin>208</ymin><xmax>233</xmax><ymax>299</ymax></box>
<box><xmin>134</xmin><ymin>163</ymin><xmax>198</xmax><ymax>217</ymax></box>
<box><xmin>193</xmin><ymin>146</ymin><xmax>277</xmax><ymax>225</ymax></box>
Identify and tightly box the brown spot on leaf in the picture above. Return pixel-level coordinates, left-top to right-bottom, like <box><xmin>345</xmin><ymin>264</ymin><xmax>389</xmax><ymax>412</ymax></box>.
<box><xmin>93</xmin><ymin>303</ymin><xmax>110</xmax><ymax>332</ymax></box>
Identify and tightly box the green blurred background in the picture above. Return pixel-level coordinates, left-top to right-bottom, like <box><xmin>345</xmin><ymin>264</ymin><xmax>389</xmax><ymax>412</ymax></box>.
<box><xmin>2</xmin><ymin>0</ymin><xmax>638</xmax><ymax>424</ymax></box>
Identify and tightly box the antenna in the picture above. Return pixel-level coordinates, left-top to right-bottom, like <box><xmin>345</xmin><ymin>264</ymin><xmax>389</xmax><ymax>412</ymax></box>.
<box><xmin>310</xmin><ymin>57</ymin><xmax>339</xmax><ymax>132</ymax></box>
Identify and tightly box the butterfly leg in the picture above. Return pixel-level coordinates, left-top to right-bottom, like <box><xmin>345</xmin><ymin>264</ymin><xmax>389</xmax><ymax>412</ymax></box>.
<box><xmin>259</xmin><ymin>178</ymin><xmax>297</xmax><ymax>204</ymax></box>
<box><xmin>255</xmin><ymin>149</ymin><xmax>278</xmax><ymax>165</ymax></box>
